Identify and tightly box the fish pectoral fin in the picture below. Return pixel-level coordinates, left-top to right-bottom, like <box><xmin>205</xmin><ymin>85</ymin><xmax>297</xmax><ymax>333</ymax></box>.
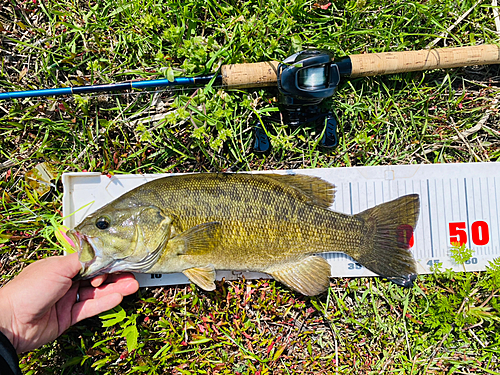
<box><xmin>269</xmin><ymin>256</ymin><xmax>331</xmax><ymax>296</ymax></box>
<box><xmin>183</xmin><ymin>266</ymin><xmax>216</xmax><ymax>291</ymax></box>
<box><xmin>167</xmin><ymin>222</ymin><xmax>222</xmax><ymax>255</ymax></box>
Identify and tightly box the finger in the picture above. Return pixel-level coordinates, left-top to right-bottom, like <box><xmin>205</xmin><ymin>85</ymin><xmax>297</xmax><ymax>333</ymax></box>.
<box><xmin>79</xmin><ymin>273</ymin><xmax>135</xmax><ymax>288</ymax></box>
<box><xmin>100</xmin><ymin>272</ymin><xmax>137</xmax><ymax>284</ymax></box>
<box><xmin>72</xmin><ymin>293</ymin><xmax>124</xmax><ymax>324</ymax></box>
<box><xmin>23</xmin><ymin>253</ymin><xmax>82</xmax><ymax>281</ymax></box>
<box><xmin>90</xmin><ymin>274</ymin><xmax>108</xmax><ymax>287</ymax></box>
<box><xmin>90</xmin><ymin>272</ymin><xmax>137</xmax><ymax>287</ymax></box>
<box><xmin>55</xmin><ymin>282</ymin><xmax>80</xmax><ymax>335</ymax></box>
<box><xmin>78</xmin><ymin>277</ymin><xmax>139</xmax><ymax>301</ymax></box>
<box><xmin>49</xmin><ymin>252</ymin><xmax>82</xmax><ymax>279</ymax></box>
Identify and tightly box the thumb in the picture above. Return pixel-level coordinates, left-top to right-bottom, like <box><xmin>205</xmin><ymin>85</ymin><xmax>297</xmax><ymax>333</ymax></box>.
<box><xmin>39</xmin><ymin>252</ymin><xmax>82</xmax><ymax>279</ymax></box>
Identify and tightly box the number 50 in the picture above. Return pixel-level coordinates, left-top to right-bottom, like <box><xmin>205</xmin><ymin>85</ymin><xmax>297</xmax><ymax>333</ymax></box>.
<box><xmin>449</xmin><ymin>221</ymin><xmax>490</xmax><ymax>246</ymax></box>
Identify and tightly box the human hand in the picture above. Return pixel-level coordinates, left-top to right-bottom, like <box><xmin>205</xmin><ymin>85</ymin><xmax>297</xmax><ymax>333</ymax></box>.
<box><xmin>0</xmin><ymin>253</ymin><xmax>139</xmax><ymax>353</ymax></box>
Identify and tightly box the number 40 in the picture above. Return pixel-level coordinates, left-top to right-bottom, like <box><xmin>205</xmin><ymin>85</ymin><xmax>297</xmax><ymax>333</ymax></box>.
<box><xmin>449</xmin><ymin>221</ymin><xmax>489</xmax><ymax>246</ymax></box>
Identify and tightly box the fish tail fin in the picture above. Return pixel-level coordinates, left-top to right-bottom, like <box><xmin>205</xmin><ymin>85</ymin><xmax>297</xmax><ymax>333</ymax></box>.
<box><xmin>353</xmin><ymin>194</ymin><xmax>420</xmax><ymax>287</ymax></box>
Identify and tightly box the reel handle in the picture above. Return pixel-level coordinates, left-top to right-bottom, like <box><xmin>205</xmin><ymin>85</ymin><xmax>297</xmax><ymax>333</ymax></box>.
<box><xmin>221</xmin><ymin>61</ymin><xmax>279</xmax><ymax>88</ymax></box>
<box><xmin>349</xmin><ymin>44</ymin><xmax>500</xmax><ymax>77</ymax></box>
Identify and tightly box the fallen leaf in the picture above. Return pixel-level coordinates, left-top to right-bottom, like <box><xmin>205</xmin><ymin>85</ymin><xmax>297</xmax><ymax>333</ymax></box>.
<box><xmin>19</xmin><ymin>67</ymin><xmax>28</xmax><ymax>81</ymax></box>
<box><xmin>25</xmin><ymin>162</ymin><xmax>56</xmax><ymax>196</ymax></box>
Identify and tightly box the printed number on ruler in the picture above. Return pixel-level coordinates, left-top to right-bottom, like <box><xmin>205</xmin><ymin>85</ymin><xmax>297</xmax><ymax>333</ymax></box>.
<box><xmin>427</xmin><ymin>257</ymin><xmax>478</xmax><ymax>267</ymax></box>
<box><xmin>449</xmin><ymin>221</ymin><xmax>490</xmax><ymax>246</ymax></box>
<box><xmin>427</xmin><ymin>259</ymin><xmax>441</xmax><ymax>268</ymax></box>
<box><xmin>348</xmin><ymin>262</ymin><xmax>363</xmax><ymax>270</ymax></box>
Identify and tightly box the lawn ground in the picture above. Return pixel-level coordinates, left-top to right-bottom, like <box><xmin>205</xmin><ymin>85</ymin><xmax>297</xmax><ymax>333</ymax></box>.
<box><xmin>1</xmin><ymin>0</ymin><xmax>500</xmax><ymax>373</ymax></box>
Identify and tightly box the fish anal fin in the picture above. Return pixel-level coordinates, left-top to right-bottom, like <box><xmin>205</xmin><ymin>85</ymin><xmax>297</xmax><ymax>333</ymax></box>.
<box><xmin>167</xmin><ymin>222</ymin><xmax>222</xmax><ymax>255</ymax></box>
<box><xmin>264</xmin><ymin>174</ymin><xmax>335</xmax><ymax>208</ymax></box>
<box><xmin>269</xmin><ymin>256</ymin><xmax>331</xmax><ymax>296</ymax></box>
<box><xmin>183</xmin><ymin>266</ymin><xmax>216</xmax><ymax>291</ymax></box>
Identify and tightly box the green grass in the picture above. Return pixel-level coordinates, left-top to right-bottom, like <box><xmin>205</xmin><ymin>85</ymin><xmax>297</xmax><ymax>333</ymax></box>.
<box><xmin>1</xmin><ymin>0</ymin><xmax>500</xmax><ymax>373</ymax></box>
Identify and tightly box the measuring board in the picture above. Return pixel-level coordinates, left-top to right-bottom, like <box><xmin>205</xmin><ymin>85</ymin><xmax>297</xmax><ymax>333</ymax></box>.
<box><xmin>62</xmin><ymin>162</ymin><xmax>499</xmax><ymax>287</ymax></box>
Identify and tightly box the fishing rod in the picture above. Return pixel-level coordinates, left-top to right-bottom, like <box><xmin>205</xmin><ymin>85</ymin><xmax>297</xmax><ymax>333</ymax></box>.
<box><xmin>0</xmin><ymin>75</ymin><xmax>217</xmax><ymax>100</ymax></box>
<box><xmin>2</xmin><ymin>44</ymin><xmax>499</xmax><ymax>151</ymax></box>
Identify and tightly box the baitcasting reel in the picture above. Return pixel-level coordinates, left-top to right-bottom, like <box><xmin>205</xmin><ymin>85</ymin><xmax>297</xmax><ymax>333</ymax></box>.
<box><xmin>254</xmin><ymin>50</ymin><xmax>351</xmax><ymax>152</ymax></box>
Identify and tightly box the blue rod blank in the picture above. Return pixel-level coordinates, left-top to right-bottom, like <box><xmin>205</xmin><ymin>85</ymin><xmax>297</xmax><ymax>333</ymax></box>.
<box><xmin>0</xmin><ymin>75</ymin><xmax>210</xmax><ymax>100</ymax></box>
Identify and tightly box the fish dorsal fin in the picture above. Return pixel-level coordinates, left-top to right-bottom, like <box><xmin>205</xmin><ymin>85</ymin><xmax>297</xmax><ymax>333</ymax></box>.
<box><xmin>167</xmin><ymin>222</ymin><xmax>222</xmax><ymax>255</ymax></box>
<box><xmin>268</xmin><ymin>255</ymin><xmax>331</xmax><ymax>296</ymax></box>
<box><xmin>264</xmin><ymin>174</ymin><xmax>335</xmax><ymax>208</ymax></box>
<box><xmin>183</xmin><ymin>265</ymin><xmax>216</xmax><ymax>291</ymax></box>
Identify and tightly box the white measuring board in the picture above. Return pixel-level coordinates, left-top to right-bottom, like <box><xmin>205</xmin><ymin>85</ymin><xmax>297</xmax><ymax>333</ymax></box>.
<box><xmin>62</xmin><ymin>162</ymin><xmax>500</xmax><ymax>287</ymax></box>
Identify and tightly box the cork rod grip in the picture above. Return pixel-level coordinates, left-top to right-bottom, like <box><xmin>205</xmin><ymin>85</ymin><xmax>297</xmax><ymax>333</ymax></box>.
<box><xmin>221</xmin><ymin>61</ymin><xmax>279</xmax><ymax>88</ymax></box>
<box><xmin>349</xmin><ymin>44</ymin><xmax>500</xmax><ymax>77</ymax></box>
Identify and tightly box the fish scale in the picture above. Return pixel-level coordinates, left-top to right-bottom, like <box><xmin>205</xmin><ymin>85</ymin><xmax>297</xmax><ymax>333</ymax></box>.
<box><xmin>152</xmin><ymin>175</ymin><xmax>355</xmax><ymax>262</ymax></box>
<box><xmin>68</xmin><ymin>172</ymin><xmax>420</xmax><ymax>295</ymax></box>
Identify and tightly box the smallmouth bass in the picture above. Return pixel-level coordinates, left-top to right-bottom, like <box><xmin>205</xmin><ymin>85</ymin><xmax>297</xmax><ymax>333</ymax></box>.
<box><xmin>67</xmin><ymin>173</ymin><xmax>420</xmax><ymax>295</ymax></box>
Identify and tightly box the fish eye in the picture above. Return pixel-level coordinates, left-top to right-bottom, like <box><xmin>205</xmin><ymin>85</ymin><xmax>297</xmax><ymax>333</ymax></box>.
<box><xmin>95</xmin><ymin>217</ymin><xmax>110</xmax><ymax>230</ymax></box>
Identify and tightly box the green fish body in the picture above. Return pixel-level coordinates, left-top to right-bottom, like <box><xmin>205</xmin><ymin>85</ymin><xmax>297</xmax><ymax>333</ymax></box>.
<box><xmin>68</xmin><ymin>173</ymin><xmax>420</xmax><ymax>295</ymax></box>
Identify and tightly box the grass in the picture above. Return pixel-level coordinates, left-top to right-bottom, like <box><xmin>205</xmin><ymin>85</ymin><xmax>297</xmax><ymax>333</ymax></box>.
<box><xmin>1</xmin><ymin>0</ymin><xmax>500</xmax><ymax>373</ymax></box>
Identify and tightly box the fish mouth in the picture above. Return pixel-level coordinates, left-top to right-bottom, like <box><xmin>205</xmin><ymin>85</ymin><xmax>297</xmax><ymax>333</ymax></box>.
<box><xmin>66</xmin><ymin>229</ymin><xmax>168</xmax><ymax>279</ymax></box>
<box><xmin>67</xmin><ymin>230</ymin><xmax>114</xmax><ymax>279</ymax></box>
